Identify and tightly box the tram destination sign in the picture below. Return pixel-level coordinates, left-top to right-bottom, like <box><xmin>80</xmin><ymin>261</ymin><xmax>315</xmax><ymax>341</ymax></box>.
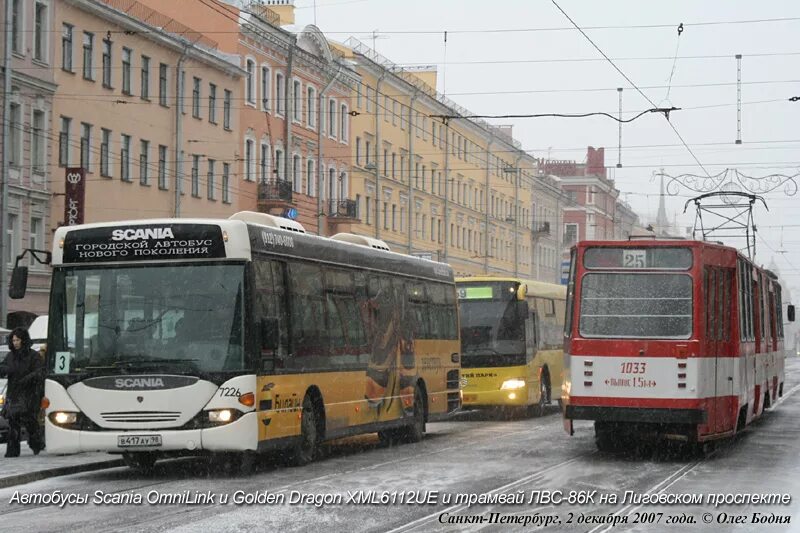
<box><xmin>62</xmin><ymin>224</ymin><xmax>227</xmax><ymax>263</ymax></box>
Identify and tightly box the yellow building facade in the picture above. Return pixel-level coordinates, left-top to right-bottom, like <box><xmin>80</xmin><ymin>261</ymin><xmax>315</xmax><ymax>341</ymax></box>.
<box><xmin>336</xmin><ymin>39</ymin><xmax>536</xmax><ymax>277</ymax></box>
<box><xmin>52</xmin><ymin>0</ymin><xmax>245</xmax><ymax>226</ymax></box>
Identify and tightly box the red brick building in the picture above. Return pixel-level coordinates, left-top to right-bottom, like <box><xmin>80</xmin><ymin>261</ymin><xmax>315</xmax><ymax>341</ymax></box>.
<box><xmin>540</xmin><ymin>147</ymin><xmax>619</xmax><ymax>249</ymax></box>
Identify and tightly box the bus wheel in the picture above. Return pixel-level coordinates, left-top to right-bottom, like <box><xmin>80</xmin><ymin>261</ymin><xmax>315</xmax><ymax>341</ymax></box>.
<box><xmin>123</xmin><ymin>452</ymin><xmax>157</xmax><ymax>473</ymax></box>
<box><xmin>291</xmin><ymin>396</ymin><xmax>319</xmax><ymax>467</ymax></box>
<box><xmin>530</xmin><ymin>378</ymin><xmax>549</xmax><ymax>417</ymax></box>
<box><xmin>397</xmin><ymin>387</ymin><xmax>425</xmax><ymax>443</ymax></box>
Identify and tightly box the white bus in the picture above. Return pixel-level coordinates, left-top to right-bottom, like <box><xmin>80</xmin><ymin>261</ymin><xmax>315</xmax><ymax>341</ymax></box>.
<box><xmin>10</xmin><ymin>212</ymin><xmax>461</xmax><ymax>471</ymax></box>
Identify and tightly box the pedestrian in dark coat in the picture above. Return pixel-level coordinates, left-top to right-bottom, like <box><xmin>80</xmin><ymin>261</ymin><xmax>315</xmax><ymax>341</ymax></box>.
<box><xmin>1</xmin><ymin>327</ymin><xmax>45</xmax><ymax>457</ymax></box>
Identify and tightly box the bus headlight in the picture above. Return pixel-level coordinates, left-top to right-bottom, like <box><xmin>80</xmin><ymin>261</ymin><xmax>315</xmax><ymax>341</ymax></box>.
<box><xmin>208</xmin><ymin>409</ymin><xmax>237</xmax><ymax>424</ymax></box>
<box><xmin>500</xmin><ymin>379</ymin><xmax>526</xmax><ymax>390</ymax></box>
<box><xmin>50</xmin><ymin>412</ymin><xmax>78</xmax><ymax>426</ymax></box>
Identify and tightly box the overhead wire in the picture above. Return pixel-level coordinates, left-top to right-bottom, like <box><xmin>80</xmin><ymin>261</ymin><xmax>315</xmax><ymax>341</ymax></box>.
<box><xmin>551</xmin><ymin>0</ymin><xmax>711</xmax><ymax>177</ymax></box>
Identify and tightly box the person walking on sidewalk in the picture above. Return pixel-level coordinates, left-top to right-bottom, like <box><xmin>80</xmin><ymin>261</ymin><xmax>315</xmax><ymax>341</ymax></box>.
<box><xmin>1</xmin><ymin>327</ymin><xmax>45</xmax><ymax>457</ymax></box>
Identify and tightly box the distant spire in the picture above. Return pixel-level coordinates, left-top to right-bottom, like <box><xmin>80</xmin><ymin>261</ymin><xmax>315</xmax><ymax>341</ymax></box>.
<box><xmin>655</xmin><ymin>171</ymin><xmax>669</xmax><ymax>235</ymax></box>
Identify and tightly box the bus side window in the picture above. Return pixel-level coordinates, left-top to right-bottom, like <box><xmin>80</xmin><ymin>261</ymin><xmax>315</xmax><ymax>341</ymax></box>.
<box><xmin>527</xmin><ymin>311</ymin><xmax>539</xmax><ymax>358</ymax></box>
<box><xmin>254</xmin><ymin>259</ymin><xmax>289</xmax><ymax>371</ymax></box>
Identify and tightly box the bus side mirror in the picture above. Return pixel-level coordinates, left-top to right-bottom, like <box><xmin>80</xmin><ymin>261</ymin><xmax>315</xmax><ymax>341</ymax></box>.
<box><xmin>788</xmin><ymin>305</ymin><xmax>796</xmax><ymax>323</ymax></box>
<box><xmin>260</xmin><ymin>317</ymin><xmax>279</xmax><ymax>351</ymax></box>
<box><xmin>517</xmin><ymin>300</ymin><xmax>529</xmax><ymax>318</ymax></box>
<box><xmin>9</xmin><ymin>265</ymin><xmax>29</xmax><ymax>299</ymax></box>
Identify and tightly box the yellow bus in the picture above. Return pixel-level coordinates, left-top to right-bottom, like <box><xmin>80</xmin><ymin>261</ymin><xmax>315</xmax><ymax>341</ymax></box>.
<box><xmin>11</xmin><ymin>212</ymin><xmax>461</xmax><ymax>471</ymax></box>
<box><xmin>456</xmin><ymin>277</ymin><xmax>566</xmax><ymax>416</ymax></box>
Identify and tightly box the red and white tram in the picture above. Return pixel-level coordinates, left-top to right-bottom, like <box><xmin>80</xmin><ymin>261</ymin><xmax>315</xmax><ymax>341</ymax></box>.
<box><xmin>562</xmin><ymin>240</ymin><xmax>795</xmax><ymax>450</ymax></box>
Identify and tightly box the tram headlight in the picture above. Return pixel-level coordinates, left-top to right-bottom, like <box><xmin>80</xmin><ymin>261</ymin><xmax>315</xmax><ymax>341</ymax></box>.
<box><xmin>208</xmin><ymin>409</ymin><xmax>235</xmax><ymax>424</ymax></box>
<box><xmin>50</xmin><ymin>411</ymin><xmax>78</xmax><ymax>426</ymax></box>
<box><xmin>500</xmin><ymin>379</ymin><xmax>526</xmax><ymax>391</ymax></box>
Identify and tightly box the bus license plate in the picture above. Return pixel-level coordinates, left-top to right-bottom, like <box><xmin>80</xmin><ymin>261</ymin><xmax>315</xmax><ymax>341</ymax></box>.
<box><xmin>118</xmin><ymin>435</ymin><xmax>162</xmax><ymax>447</ymax></box>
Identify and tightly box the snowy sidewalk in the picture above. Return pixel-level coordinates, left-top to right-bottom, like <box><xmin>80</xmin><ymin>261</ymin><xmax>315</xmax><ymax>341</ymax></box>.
<box><xmin>0</xmin><ymin>443</ymin><xmax>123</xmax><ymax>488</ymax></box>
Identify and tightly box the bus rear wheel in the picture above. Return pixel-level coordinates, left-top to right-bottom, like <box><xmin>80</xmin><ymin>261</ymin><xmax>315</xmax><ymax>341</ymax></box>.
<box><xmin>396</xmin><ymin>387</ymin><xmax>425</xmax><ymax>443</ymax></box>
<box><xmin>123</xmin><ymin>452</ymin><xmax>157</xmax><ymax>473</ymax></box>
<box><xmin>290</xmin><ymin>396</ymin><xmax>319</xmax><ymax>467</ymax></box>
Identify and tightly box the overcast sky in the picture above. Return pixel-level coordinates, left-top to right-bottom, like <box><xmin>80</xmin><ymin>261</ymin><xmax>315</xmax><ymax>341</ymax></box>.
<box><xmin>281</xmin><ymin>0</ymin><xmax>800</xmax><ymax>297</ymax></box>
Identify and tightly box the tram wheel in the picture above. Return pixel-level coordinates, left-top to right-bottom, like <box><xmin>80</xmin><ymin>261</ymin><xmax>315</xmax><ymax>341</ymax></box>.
<box><xmin>290</xmin><ymin>396</ymin><xmax>319</xmax><ymax>466</ymax></box>
<box><xmin>123</xmin><ymin>452</ymin><xmax>157</xmax><ymax>473</ymax></box>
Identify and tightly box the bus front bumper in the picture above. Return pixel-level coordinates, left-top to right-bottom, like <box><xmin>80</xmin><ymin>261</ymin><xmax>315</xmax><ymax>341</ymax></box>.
<box><xmin>462</xmin><ymin>386</ymin><xmax>531</xmax><ymax>408</ymax></box>
<box><xmin>45</xmin><ymin>412</ymin><xmax>258</xmax><ymax>454</ymax></box>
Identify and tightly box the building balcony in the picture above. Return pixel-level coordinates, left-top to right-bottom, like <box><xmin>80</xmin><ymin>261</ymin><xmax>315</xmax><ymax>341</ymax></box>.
<box><xmin>327</xmin><ymin>199</ymin><xmax>359</xmax><ymax>223</ymax></box>
<box><xmin>534</xmin><ymin>221</ymin><xmax>551</xmax><ymax>235</ymax></box>
<box><xmin>257</xmin><ymin>179</ymin><xmax>293</xmax><ymax>211</ymax></box>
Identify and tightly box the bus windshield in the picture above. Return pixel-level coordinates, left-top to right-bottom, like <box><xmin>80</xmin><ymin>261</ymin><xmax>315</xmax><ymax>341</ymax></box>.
<box><xmin>459</xmin><ymin>299</ymin><xmax>526</xmax><ymax>368</ymax></box>
<box><xmin>48</xmin><ymin>263</ymin><xmax>247</xmax><ymax>376</ymax></box>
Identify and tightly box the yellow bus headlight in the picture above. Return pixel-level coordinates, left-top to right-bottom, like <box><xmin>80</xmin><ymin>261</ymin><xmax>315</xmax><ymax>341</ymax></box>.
<box><xmin>500</xmin><ymin>379</ymin><xmax>526</xmax><ymax>390</ymax></box>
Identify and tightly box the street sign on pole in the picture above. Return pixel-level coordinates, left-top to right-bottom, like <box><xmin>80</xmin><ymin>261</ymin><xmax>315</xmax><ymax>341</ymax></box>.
<box><xmin>560</xmin><ymin>260</ymin><xmax>571</xmax><ymax>285</ymax></box>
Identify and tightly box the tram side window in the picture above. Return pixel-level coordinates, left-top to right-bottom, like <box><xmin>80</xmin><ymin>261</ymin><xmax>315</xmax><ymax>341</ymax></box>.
<box><xmin>288</xmin><ymin>262</ymin><xmax>327</xmax><ymax>370</ymax></box>
<box><xmin>717</xmin><ymin>269</ymin><xmax>725</xmax><ymax>341</ymax></box>
<box><xmin>776</xmin><ymin>286</ymin><xmax>784</xmax><ymax>338</ymax></box>
<box><xmin>564</xmin><ymin>250</ymin><xmax>576</xmax><ymax>336</ymax></box>
<box><xmin>738</xmin><ymin>260</ymin><xmax>745</xmax><ymax>341</ymax></box>
<box><xmin>253</xmin><ymin>259</ymin><xmax>289</xmax><ymax>370</ymax></box>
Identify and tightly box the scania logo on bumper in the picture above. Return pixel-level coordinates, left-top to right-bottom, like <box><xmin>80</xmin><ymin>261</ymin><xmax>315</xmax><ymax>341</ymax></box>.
<box><xmin>82</xmin><ymin>375</ymin><xmax>198</xmax><ymax>390</ymax></box>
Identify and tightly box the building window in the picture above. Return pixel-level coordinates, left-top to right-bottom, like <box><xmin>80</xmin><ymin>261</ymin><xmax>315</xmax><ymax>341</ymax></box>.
<box><xmin>222</xmin><ymin>163</ymin><xmax>230</xmax><ymax>203</ymax></box>
<box><xmin>141</xmin><ymin>55</ymin><xmax>150</xmax><ymax>99</ymax></box>
<box><xmin>34</xmin><ymin>2</ymin><xmax>48</xmax><ymax>62</ymax></box>
<box><xmin>383</xmin><ymin>149</ymin><xmax>388</xmax><ymax>176</ymax></box>
<box><xmin>139</xmin><ymin>140</ymin><xmax>149</xmax><ymax>185</ymax></box>
<box><xmin>392</xmin><ymin>205</ymin><xmax>397</xmax><ymax>231</ymax></box>
<box><xmin>564</xmin><ymin>223</ymin><xmax>578</xmax><ymax>245</ymax></box>
<box><xmin>102</xmin><ymin>37</ymin><xmax>112</xmax><ymax>88</ymax></box>
<box><xmin>191</xmin><ymin>155</ymin><xmax>200</xmax><ymax>197</ymax></box>
<box><xmin>62</xmin><ymin>24</ymin><xmax>73</xmax><ymax>71</ymax></box>
<box><xmin>365</xmin><ymin>197</ymin><xmax>371</xmax><ymax>225</ymax></box>
<box><xmin>80</xmin><ymin>122</ymin><xmax>91</xmax><ymax>171</ymax></box>
<box><xmin>306</xmin><ymin>86</ymin><xmax>316</xmax><ymax>128</ymax></box>
<box><xmin>260</xmin><ymin>66</ymin><xmax>270</xmax><ymax>111</ymax></box>
<box><xmin>159</xmin><ymin>63</ymin><xmax>168</xmax><ymax>106</ymax></box>
<box><xmin>82</xmin><ymin>32</ymin><xmax>94</xmax><ymax>80</ymax></box>
<box><xmin>11</xmin><ymin>0</ymin><xmax>21</xmax><ymax>54</ymax></box>
<box><xmin>245</xmin><ymin>59</ymin><xmax>255</xmax><ymax>104</ymax></box>
<box><xmin>340</xmin><ymin>104</ymin><xmax>348</xmax><ymax>143</ymax></box>
<box><xmin>328</xmin><ymin>98</ymin><xmax>336</xmax><ymax>137</ymax></box>
<box><xmin>356</xmin><ymin>83</ymin><xmax>362</xmax><ymax>108</ymax></box>
<box><xmin>9</xmin><ymin>103</ymin><xmax>21</xmax><ymax>166</ymax></box>
<box><xmin>274</xmin><ymin>149</ymin><xmax>283</xmax><ymax>180</ymax></box>
<box><xmin>365</xmin><ymin>140</ymin><xmax>371</xmax><ymax>165</ymax></box>
<box><xmin>245</xmin><ymin>139</ymin><xmax>254</xmax><ymax>182</ymax></box>
<box><xmin>293</xmin><ymin>79</ymin><xmax>301</xmax><ymax>121</ymax></box>
<box><xmin>100</xmin><ymin>128</ymin><xmax>111</xmax><ymax>177</ymax></box>
<box><xmin>207</xmin><ymin>159</ymin><xmax>216</xmax><ymax>200</ymax></box>
<box><xmin>32</xmin><ymin>110</ymin><xmax>45</xmax><ymax>174</ymax></box>
<box><xmin>355</xmin><ymin>137</ymin><xmax>361</xmax><ymax>166</ymax></box>
<box><xmin>122</xmin><ymin>47</ymin><xmax>132</xmax><ymax>94</ymax></box>
<box><xmin>192</xmin><ymin>77</ymin><xmax>201</xmax><ymax>118</ymax></box>
<box><xmin>158</xmin><ymin>145</ymin><xmax>168</xmax><ymax>189</ymax></box>
<box><xmin>276</xmin><ymin>73</ymin><xmax>285</xmax><ymax>115</ymax></box>
<box><xmin>259</xmin><ymin>142</ymin><xmax>269</xmax><ymax>183</ymax></box>
<box><xmin>588</xmin><ymin>185</ymin><xmax>596</xmax><ymax>204</ymax></box>
<box><xmin>208</xmin><ymin>83</ymin><xmax>216</xmax><ymax>123</ymax></box>
<box><xmin>120</xmin><ymin>134</ymin><xmax>131</xmax><ymax>181</ymax></box>
<box><xmin>223</xmin><ymin>89</ymin><xmax>231</xmax><ymax>129</ymax></box>
<box><xmin>6</xmin><ymin>213</ymin><xmax>18</xmax><ymax>265</ymax></box>
<box><xmin>29</xmin><ymin>218</ymin><xmax>42</xmax><ymax>266</ymax></box>
<box><xmin>292</xmin><ymin>154</ymin><xmax>301</xmax><ymax>192</ymax></box>
<box><xmin>59</xmin><ymin>117</ymin><xmax>71</xmax><ymax>167</ymax></box>
<box><xmin>306</xmin><ymin>159</ymin><xmax>315</xmax><ymax>197</ymax></box>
